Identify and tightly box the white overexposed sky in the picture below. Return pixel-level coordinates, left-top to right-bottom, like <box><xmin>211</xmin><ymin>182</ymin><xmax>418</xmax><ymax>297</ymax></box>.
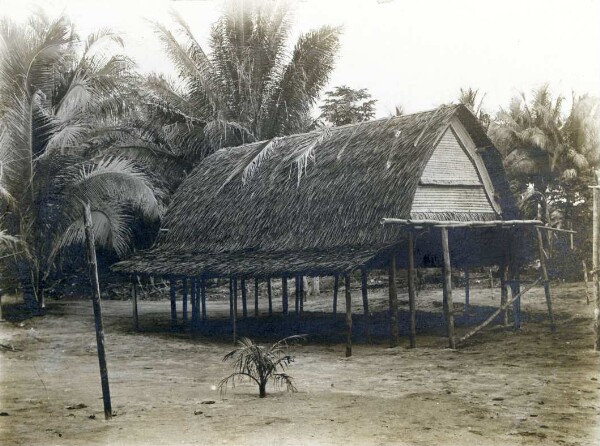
<box><xmin>1</xmin><ymin>0</ymin><xmax>599</xmax><ymax>117</ymax></box>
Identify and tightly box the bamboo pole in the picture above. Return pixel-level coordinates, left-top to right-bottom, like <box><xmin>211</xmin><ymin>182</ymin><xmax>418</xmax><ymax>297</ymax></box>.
<box><xmin>200</xmin><ymin>277</ymin><xmax>206</xmax><ymax>321</ymax></box>
<box><xmin>388</xmin><ymin>254</ymin><xmax>400</xmax><ymax>348</ymax></box>
<box><xmin>441</xmin><ymin>227</ymin><xmax>456</xmax><ymax>349</ymax></box>
<box><xmin>536</xmin><ymin>227</ymin><xmax>556</xmax><ymax>332</ymax></box>
<box><xmin>254</xmin><ymin>279</ymin><xmax>259</xmax><ymax>317</ymax></box>
<box><xmin>182</xmin><ymin>277</ymin><xmax>188</xmax><ymax>322</ymax></box>
<box><xmin>282</xmin><ymin>277</ymin><xmax>288</xmax><ymax>315</ymax></box>
<box><xmin>132</xmin><ymin>276</ymin><xmax>139</xmax><ymax>332</ymax></box>
<box><xmin>457</xmin><ymin>279</ymin><xmax>541</xmax><ymax>345</ymax></box>
<box><xmin>232</xmin><ymin>278</ymin><xmax>238</xmax><ymax>344</ymax></box>
<box><xmin>345</xmin><ymin>274</ymin><xmax>352</xmax><ymax>357</ymax></box>
<box><xmin>83</xmin><ymin>203</ymin><xmax>112</xmax><ymax>420</ymax></box>
<box><xmin>241</xmin><ymin>279</ymin><xmax>248</xmax><ymax>318</ymax></box>
<box><xmin>360</xmin><ymin>269</ymin><xmax>370</xmax><ymax>342</ymax></box>
<box><xmin>267</xmin><ymin>278</ymin><xmax>273</xmax><ymax>316</ymax></box>
<box><xmin>333</xmin><ymin>274</ymin><xmax>339</xmax><ymax>316</ymax></box>
<box><xmin>407</xmin><ymin>231</ymin><xmax>417</xmax><ymax>349</ymax></box>
<box><xmin>169</xmin><ymin>277</ymin><xmax>177</xmax><ymax>330</ymax></box>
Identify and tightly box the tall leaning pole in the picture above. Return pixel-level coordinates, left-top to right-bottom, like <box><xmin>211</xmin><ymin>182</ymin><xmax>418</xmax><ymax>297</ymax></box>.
<box><xmin>591</xmin><ymin>170</ymin><xmax>600</xmax><ymax>351</ymax></box>
<box><xmin>83</xmin><ymin>203</ymin><xmax>113</xmax><ymax>419</ymax></box>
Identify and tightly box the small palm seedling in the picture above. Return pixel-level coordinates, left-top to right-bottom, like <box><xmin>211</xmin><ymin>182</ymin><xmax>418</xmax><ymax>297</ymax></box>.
<box><xmin>218</xmin><ymin>335</ymin><xmax>306</xmax><ymax>398</ymax></box>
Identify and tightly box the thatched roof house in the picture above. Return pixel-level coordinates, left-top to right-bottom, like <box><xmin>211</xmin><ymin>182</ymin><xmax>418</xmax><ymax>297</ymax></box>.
<box><xmin>115</xmin><ymin>104</ymin><xmax>518</xmax><ymax>278</ymax></box>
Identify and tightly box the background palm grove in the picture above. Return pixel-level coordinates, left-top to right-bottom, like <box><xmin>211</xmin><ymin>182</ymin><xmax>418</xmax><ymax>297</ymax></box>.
<box><xmin>1</xmin><ymin>1</ymin><xmax>599</xmax><ymax>310</ymax></box>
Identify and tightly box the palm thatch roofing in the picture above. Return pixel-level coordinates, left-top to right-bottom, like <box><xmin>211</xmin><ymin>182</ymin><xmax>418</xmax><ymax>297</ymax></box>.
<box><xmin>114</xmin><ymin>104</ymin><xmax>519</xmax><ymax>278</ymax></box>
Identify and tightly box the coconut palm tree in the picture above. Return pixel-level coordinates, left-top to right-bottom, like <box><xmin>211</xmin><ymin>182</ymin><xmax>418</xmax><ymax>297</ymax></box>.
<box><xmin>219</xmin><ymin>335</ymin><xmax>305</xmax><ymax>398</ymax></box>
<box><xmin>145</xmin><ymin>0</ymin><xmax>341</xmax><ymax>163</ymax></box>
<box><xmin>0</xmin><ymin>12</ymin><xmax>162</xmax><ymax>309</ymax></box>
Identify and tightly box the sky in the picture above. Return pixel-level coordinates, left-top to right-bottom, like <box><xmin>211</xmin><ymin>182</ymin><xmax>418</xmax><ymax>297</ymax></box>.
<box><xmin>1</xmin><ymin>0</ymin><xmax>600</xmax><ymax>117</ymax></box>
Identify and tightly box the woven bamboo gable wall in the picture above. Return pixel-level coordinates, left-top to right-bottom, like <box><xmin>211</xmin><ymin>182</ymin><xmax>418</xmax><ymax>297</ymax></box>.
<box><xmin>410</xmin><ymin>122</ymin><xmax>500</xmax><ymax>220</ymax></box>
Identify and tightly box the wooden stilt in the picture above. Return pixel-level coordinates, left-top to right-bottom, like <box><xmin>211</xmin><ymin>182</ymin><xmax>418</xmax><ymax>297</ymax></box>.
<box><xmin>388</xmin><ymin>254</ymin><xmax>400</xmax><ymax>348</ymax></box>
<box><xmin>345</xmin><ymin>274</ymin><xmax>352</xmax><ymax>357</ymax></box>
<box><xmin>500</xmin><ymin>263</ymin><xmax>509</xmax><ymax>326</ymax></box>
<box><xmin>464</xmin><ymin>269</ymin><xmax>470</xmax><ymax>312</ymax></box>
<box><xmin>169</xmin><ymin>277</ymin><xmax>177</xmax><ymax>330</ymax></box>
<box><xmin>536</xmin><ymin>227</ymin><xmax>556</xmax><ymax>332</ymax></box>
<box><xmin>254</xmin><ymin>279</ymin><xmax>259</xmax><ymax>317</ymax></box>
<box><xmin>200</xmin><ymin>277</ymin><xmax>206</xmax><ymax>321</ymax></box>
<box><xmin>229</xmin><ymin>279</ymin><xmax>234</xmax><ymax>321</ymax></box>
<box><xmin>508</xmin><ymin>233</ymin><xmax>521</xmax><ymax>330</ymax></box>
<box><xmin>190</xmin><ymin>277</ymin><xmax>197</xmax><ymax>329</ymax></box>
<box><xmin>295</xmin><ymin>276</ymin><xmax>300</xmax><ymax>314</ymax></box>
<box><xmin>407</xmin><ymin>231</ymin><xmax>417</xmax><ymax>349</ymax></box>
<box><xmin>299</xmin><ymin>276</ymin><xmax>304</xmax><ymax>313</ymax></box>
<box><xmin>241</xmin><ymin>279</ymin><xmax>248</xmax><ymax>318</ymax></box>
<box><xmin>441</xmin><ymin>227</ymin><xmax>456</xmax><ymax>349</ymax></box>
<box><xmin>282</xmin><ymin>277</ymin><xmax>288</xmax><ymax>315</ymax></box>
<box><xmin>232</xmin><ymin>278</ymin><xmax>238</xmax><ymax>344</ymax></box>
<box><xmin>267</xmin><ymin>278</ymin><xmax>273</xmax><ymax>316</ymax></box>
<box><xmin>333</xmin><ymin>274</ymin><xmax>339</xmax><ymax>316</ymax></box>
<box><xmin>360</xmin><ymin>269</ymin><xmax>370</xmax><ymax>342</ymax></box>
<box><xmin>132</xmin><ymin>276</ymin><xmax>139</xmax><ymax>332</ymax></box>
<box><xmin>182</xmin><ymin>277</ymin><xmax>188</xmax><ymax>322</ymax></box>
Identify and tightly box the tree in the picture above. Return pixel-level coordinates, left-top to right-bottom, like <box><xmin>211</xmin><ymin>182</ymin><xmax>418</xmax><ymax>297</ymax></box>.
<box><xmin>218</xmin><ymin>335</ymin><xmax>305</xmax><ymax>398</ymax></box>
<box><xmin>145</xmin><ymin>1</ymin><xmax>341</xmax><ymax>165</ymax></box>
<box><xmin>458</xmin><ymin>87</ymin><xmax>490</xmax><ymax>130</ymax></box>
<box><xmin>0</xmin><ymin>12</ymin><xmax>162</xmax><ymax>308</ymax></box>
<box><xmin>319</xmin><ymin>85</ymin><xmax>377</xmax><ymax>126</ymax></box>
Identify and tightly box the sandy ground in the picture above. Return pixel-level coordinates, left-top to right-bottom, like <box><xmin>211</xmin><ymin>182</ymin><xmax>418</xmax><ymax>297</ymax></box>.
<box><xmin>1</xmin><ymin>280</ymin><xmax>599</xmax><ymax>446</ymax></box>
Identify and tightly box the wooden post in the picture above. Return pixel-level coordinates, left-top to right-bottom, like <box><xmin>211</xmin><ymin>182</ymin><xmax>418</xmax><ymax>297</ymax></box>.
<box><xmin>229</xmin><ymin>279</ymin><xmax>233</xmax><ymax>321</ymax></box>
<box><xmin>536</xmin><ymin>227</ymin><xmax>556</xmax><ymax>332</ymax></box>
<box><xmin>169</xmin><ymin>277</ymin><xmax>177</xmax><ymax>330</ymax></box>
<box><xmin>441</xmin><ymin>227</ymin><xmax>456</xmax><ymax>349</ymax></box>
<box><xmin>190</xmin><ymin>277</ymin><xmax>197</xmax><ymax>329</ymax></box>
<box><xmin>594</xmin><ymin>186</ymin><xmax>600</xmax><ymax>351</ymax></box>
<box><xmin>500</xmin><ymin>263</ymin><xmax>509</xmax><ymax>326</ymax></box>
<box><xmin>360</xmin><ymin>269</ymin><xmax>370</xmax><ymax>342</ymax></box>
<box><xmin>0</xmin><ymin>291</ymin><xmax>3</xmax><ymax>322</ymax></box>
<box><xmin>407</xmin><ymin>231</ymin><xmax>417</xmax><ymax>349</ymax></box>
<box><xmin>182</xmin><ymin>277</ymin><xmax>188</xmax><ymax>322</ymax></box>
<box><xmin>464</xmin><ymin>269</ymin><xmax>470</xmax><ymax>312</ymax></box>
<box><xmin>83</xmin><ymin>203</ymin><xmax>112</xmax><ymax>420</ymax></box>
<box><xmin>299</xmin><ymin>276</ymin><xmax>304</xmax><ymax>313</ymax></box>
<box><xmin>267</xmin><ymin>278</ymin><xmax>273</xmax><ymax>316</ymax></box>
<box><xmin>132</xmin><ymin>276</ymin><xmax>139</xmax><ymax>332</ymax></box>
<box><xmin>583</xmin><ymin>260</ymin><xmax>591</xmax><ymax>305</ymax></box>
<box><xmin>254</xmin><ymin>279</ymin><xmax>259</xmax><ymax>317</ymax></box>
<box><xmin>489</xmin><ymin>268</ymin><xmax>494</xmax><ymax>300</ymax></box>
<box><xmin>333</xmin><ymin>274</ymin><xmax>339</xmax><ymax>316</ymax></box>
<box><xmin>295</xmin><ymin>276</ymin><xmax>300</xmax><ymax>314</ymax></box>
<box><xmin>200</xmin><ymin>277</ymin><xmax>206</xmax><ymax>321</ymax></box>
<box><xmin>241</xmin><ymin>279</ymin><xmax>248</xmax><ymax>318</ymax></box>
<box><xmin>508</xmin><ymin>233</ymin><xmax>521</xmax><ymax>330</ymax></box>
<box><xmin>232</xmin><ymin>278</ymin><xmax>238</xmax><ymax>344</ymax></box>
<box><xmin>345</xmin><ymin>274</ymin><xmax>352</xmax><ymax>357</ymax></box>
<box><xmin>282</xmin><ymin>277</ymin><xmax>288</xmax><ymax>315</ymax></box>
<box><xmin>388</xmin><ymin>254</ymin><xmax>400</xmax><ymax>348</ymax></box>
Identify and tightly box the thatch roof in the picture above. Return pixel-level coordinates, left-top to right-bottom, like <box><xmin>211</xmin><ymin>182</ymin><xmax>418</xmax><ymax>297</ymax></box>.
<box><xmin>114</xmin><ymin>104</ymin><xmax>518</xmax><ymax>278</ymax></box>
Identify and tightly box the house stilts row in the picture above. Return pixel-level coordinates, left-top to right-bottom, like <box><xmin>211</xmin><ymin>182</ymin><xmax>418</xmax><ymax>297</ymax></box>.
<box><xmin>114</xmin><ymin>104</ymin><xmax>556</xmax><ymax>353</ymax></box>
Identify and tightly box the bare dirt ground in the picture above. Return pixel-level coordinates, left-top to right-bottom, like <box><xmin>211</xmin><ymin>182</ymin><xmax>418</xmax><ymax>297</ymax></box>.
<box><xmin>1</xmin><ymin>280</ymin><xmax>599</xmax><ymax>445</ymax></box>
